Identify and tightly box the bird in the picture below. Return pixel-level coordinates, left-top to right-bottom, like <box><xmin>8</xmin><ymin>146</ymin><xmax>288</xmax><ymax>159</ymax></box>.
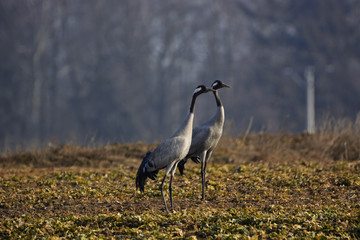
<box><xmin>136</xmin><ymin>85</ymin><xmax>214</xmax><ymax>214</ymax></box>
<box><xmin>177</xmin><ymin>80</ymin><xmax>230</xmax><ymax>201</ymax></box>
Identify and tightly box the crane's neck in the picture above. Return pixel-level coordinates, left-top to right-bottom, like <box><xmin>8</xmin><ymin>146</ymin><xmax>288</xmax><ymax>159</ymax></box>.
<box><xmin>212</xmin><ymin>90</ymin><xmax>225</xmax><ymax>125</ymax></box>
<box><xmin>189</xmin><ymin>93</ymin><xmax>199</xmax><ymax>113</ymax></box>
<box><xmin>172</xmin><ymin>93</ymin><xmax>199</xmax><ymax>137</ymax></box>
<box><xmin>213</xmin><ymin>90</ymin><xmax>222</xmax><ymax>107</ymax></box>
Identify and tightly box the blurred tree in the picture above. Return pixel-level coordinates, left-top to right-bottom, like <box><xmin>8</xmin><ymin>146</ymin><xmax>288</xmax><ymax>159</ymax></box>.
<box><xmin>0</xmin><ymin>0</ymin><xmax>359</xmax><ymax>150</ymax></box>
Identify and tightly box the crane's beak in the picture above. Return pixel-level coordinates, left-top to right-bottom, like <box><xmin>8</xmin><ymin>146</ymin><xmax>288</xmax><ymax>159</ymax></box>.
<box><xmin>222</xmin><ymin>83</ymin><xmax>231</xmax><ymax>88</ymax></box>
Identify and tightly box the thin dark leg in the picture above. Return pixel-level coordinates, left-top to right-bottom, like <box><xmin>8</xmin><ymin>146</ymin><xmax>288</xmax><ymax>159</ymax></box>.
<box><xmin>160</xmin><ymin>174</ymin><xmax>169</xmax><ymax>214</ymax></box>
<box><xmin>169</xmin><ymin>174</ymin><xmax>173</xmax><ymax>208</ymax></box>
<box><xmin>169</xmin><ymin>161</ymin><xmax>179</xmax><ymax>210</ymax></box>
<box><xmin>202</xmin><ymin>151</ymin><xmax>212</xmax><ymax>201</ymax></box>
<box><xmin>201</xmin><ymin>159</ymin><xmax>205</xmax><ymax>201</ymax></box>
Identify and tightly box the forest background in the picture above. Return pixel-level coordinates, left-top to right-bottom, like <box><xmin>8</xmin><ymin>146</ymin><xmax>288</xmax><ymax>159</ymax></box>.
<box><xmin>1</xmin><ymin>0</ymin><xmax>360</xmax><ymax>151</ymax></box>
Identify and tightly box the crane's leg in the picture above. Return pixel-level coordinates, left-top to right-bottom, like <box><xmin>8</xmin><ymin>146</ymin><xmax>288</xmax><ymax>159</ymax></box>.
<box><xmin>202</xmin><ymin>150</ymin><xmax>213</xmax><ymax>201</ymax></box>
<box><xmin>160</xmin><ymin>161</ymin><xmax>177</xmax><ymax>214</ymax></box>
<box><xmin>204</xmin><ymin>150</ymin><xmax>213</xmax><ymax>174</ymax></box>
<box><xmin>201</xmin><ymin>162</ymin><xmax>205</xmax><ymax>200</ymax></box>
<box><xmin>169</xmin><ymin>161</ymin><xmax>180</xmax><ymax>209</ymax></box>
<box><xmin>160</xmin><ymin>174</ymin><xmax>169</xmax><ymax>214</ymax></box>
<box><xmin>169</xmin><ymin>174</ymin><xmax>174</xmax><ymax>208</ymax></box>
<box><xmin>199</xmin><ymin>152</ymin><xmax>206</xmax><ymax>201</ymax></box>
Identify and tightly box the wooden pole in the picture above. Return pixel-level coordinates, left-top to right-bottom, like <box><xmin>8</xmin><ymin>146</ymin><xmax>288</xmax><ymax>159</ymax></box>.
<box><xmin>305</xmin><ymin>67</ymin><xmax>315</xmax><ymax>134</ymax></box>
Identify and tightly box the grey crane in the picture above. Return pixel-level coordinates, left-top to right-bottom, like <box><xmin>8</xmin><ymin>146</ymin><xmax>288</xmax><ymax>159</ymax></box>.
<box><xmin>177</xmin><ymin>80</ymin><xmax>230</xmax><ymax>200</ymax></box>
<box><xmin>136</xmin><ymin>85</ymin><xmax>214</xmax><ymax>213</ymax></box>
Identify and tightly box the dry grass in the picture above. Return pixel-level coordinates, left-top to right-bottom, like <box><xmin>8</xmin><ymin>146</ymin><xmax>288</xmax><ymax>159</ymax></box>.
<box><xmin>1</xmin><ymin>131</ymin><xmax>359</xmax><ymax>170</ymax></box>
<box><xmin>0</xmin><ymin>118</ymin><xmax>360</xmax><ymax>238</ymax></box>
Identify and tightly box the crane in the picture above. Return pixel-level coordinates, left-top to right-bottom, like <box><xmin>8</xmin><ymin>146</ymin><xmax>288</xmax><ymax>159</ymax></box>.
<box><xmin>136</xmin><ymin>85</ymin><xmax>214</xmax><ymax>213</ymax></box>
<box><xmin>177</xmin><ymin>80</ymin><xmax>230</xmax><ymax>200</ymax></box>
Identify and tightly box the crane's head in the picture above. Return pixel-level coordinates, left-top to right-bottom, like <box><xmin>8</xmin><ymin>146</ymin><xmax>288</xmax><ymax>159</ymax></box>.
<box><xmin>193</xmin><ymin>85</ymin><xmax>215</xmax><ymax>96</ymax></box>
<box><xmin>211</xmin><ymin>80</ymin><xmax>231</xmax><ymax>90</ymax></box>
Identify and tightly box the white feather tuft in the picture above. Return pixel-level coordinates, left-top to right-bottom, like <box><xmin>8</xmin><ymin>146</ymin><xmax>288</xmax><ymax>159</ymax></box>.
<box><xmin>193</xmin><ymin>87</ymin><xmax>202</xmax><ymax>94</ymax></box>
<box><xmin>212</xmin><ymin>81</ymin><xmax>219</xmax><ymax>88</ymax></box>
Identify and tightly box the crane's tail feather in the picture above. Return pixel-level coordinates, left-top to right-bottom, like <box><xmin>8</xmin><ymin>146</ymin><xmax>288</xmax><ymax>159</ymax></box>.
<box><xmin>147</xmin><ymin>170</ymin><xmax>159</xmax><ymax>180</ymax></box>
<box><xmin>178</xmin><ymin>155</ymin><xmax>200</xmax><ymax>176</ymax></box>
<box><xmin>191</xmin><ymin>155</ymin><xmax>201</xmax><ymax>164</ymax></box>
<box><xmin>178</xmin><ymin>159</ymin><xmax>187</xmax><ymax>176</ymax></box>
<box><xmin>136</xmin><ymin>151</ymin><xmax>159</xmax><ymax>192</ymax></box>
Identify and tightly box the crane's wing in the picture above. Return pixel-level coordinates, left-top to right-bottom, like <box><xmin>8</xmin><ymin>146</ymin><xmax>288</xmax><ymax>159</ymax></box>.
<box><xmin>136</xmin><ymin>136</ymin><xmax>187</xmax><ymax>192</ymax></box>
<box><xmin>140</xmin><ymin>135</ymin><xmax>187</xmax><ymax>172</ymax></box>
<box><xmin>177</xmin><ymin>125</ymin><xmax>211</xmax><ymax>175</ymax></box>
<box><xmin>187</xmin><ymin>125</ymin><xmax>211</xmax><ymax>157</ymax></box>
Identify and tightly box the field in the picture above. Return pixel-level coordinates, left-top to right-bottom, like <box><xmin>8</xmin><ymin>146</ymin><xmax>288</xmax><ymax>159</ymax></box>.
<box><xmin>1</xmin><ymin>132</ymin><xmax>360</xmax><ymax>239</ymax></box>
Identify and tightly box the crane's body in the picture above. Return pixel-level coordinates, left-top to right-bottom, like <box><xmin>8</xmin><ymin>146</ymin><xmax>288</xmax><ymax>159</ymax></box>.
<box><xmin>186</xmin><ymin>97</ymin><xmax>224</xmax><ymax>160</ymax></box>
<box><xmin>136</xmin><ymin>85</ymin><xmax>213</xmax><ymax>213</ymax></box>
<box><xmin>178</xmin><ymin>80</ymin><xmax>230</xmax><ymax>200</ymax></box>
<box><xmin>141</xmin><ymin>126</ymin><xmax>192</xmax><ymax>176</ymax></box>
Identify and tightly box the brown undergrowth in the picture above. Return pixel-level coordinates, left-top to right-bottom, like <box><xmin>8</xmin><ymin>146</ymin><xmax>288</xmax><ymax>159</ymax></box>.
<box><xmin>1</xmin><ymin>130</ymin><xmax>359</xmax><ymax>170</ymax></box>
<box><xmin>0</xmin><ymin>130</ymin><xmax>360</xmax><ymax>238</ymax></box>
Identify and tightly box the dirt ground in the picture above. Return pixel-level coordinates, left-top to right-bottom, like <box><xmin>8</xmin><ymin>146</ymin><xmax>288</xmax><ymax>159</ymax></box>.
<box><xmin>1</xmin><ymin>134</ymin><xmax>360</xmax><ymax>238</ymax></box>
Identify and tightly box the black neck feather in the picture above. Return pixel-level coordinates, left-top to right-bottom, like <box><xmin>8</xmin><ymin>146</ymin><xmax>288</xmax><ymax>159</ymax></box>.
<box><xmin>190</xmin><ymin>94</ymin><xmax>199</xmax><ymax>113</ymax></box>
<box><xmin>213</xmin><ymin>91</ymin><xmax>222</xmax><ymax>107</ymax></box>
